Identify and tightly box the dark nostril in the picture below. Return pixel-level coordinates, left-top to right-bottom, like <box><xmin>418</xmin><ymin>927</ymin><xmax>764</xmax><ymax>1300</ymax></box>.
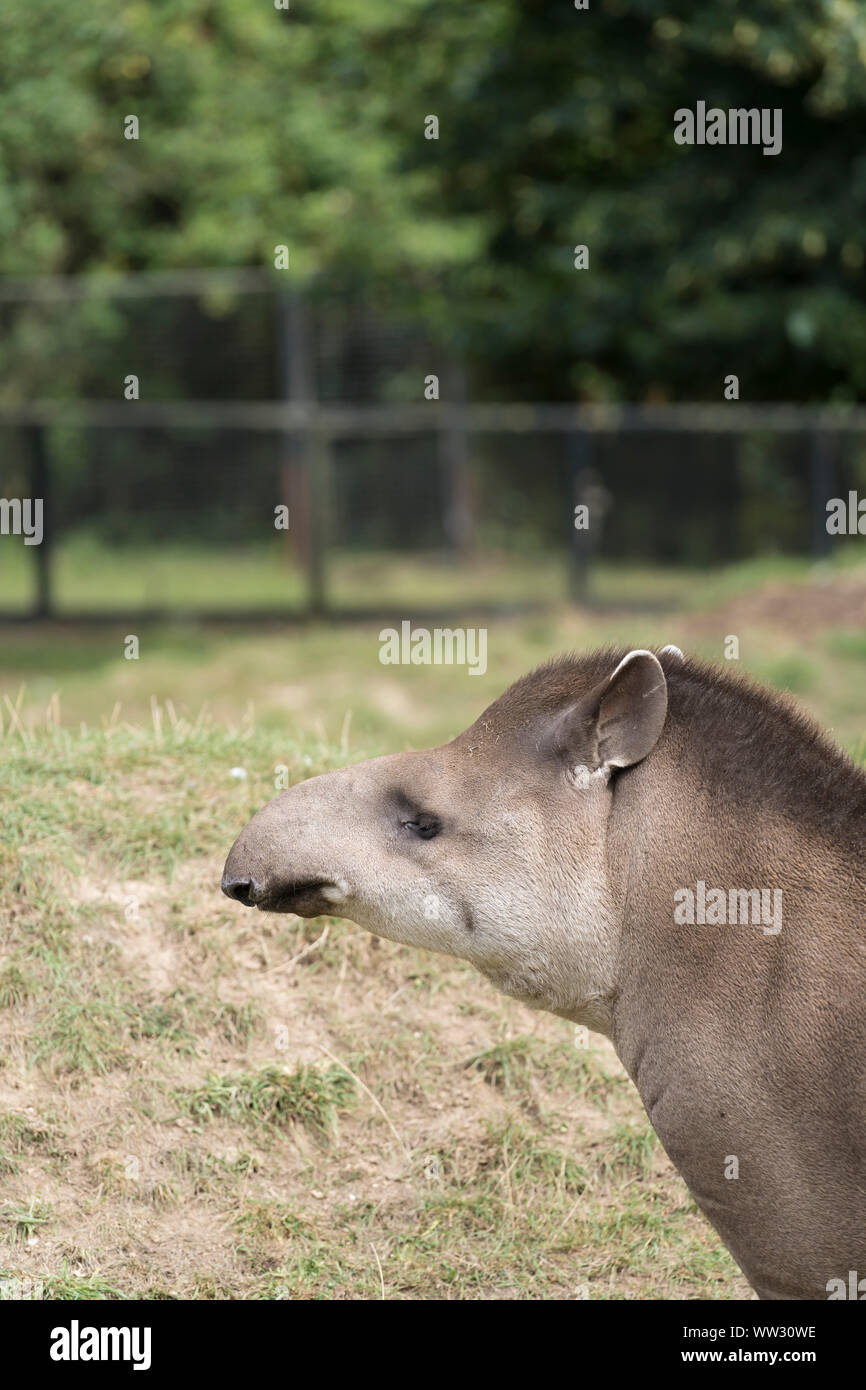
<box><xmin>221</xmin><ymin>874</ymin><xmax>262</xmax><ymax>907</ymax></box>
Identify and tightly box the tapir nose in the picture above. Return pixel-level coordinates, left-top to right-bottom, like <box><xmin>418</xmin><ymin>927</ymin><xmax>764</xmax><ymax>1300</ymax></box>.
<box><xmin>221</xmin><ymin>873</ymin><xmax>265</xmax><ymax>907</ymax></box>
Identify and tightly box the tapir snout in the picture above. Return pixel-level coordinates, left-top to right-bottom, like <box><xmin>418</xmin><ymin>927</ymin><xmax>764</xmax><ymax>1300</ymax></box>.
<box><xmin>222</xmin><ymin>761</ymin><xmax>391</xmax><ymax>919</ymax></box>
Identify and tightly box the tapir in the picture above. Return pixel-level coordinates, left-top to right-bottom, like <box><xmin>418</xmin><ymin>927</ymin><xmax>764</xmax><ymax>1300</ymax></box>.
<box><xmin>222</xmin><ymin>646</ymin><xmax>866</xmax><ymax>1299</ymax></box>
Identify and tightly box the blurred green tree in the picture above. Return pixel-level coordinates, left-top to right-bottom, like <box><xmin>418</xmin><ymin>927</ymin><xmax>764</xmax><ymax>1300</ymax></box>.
<box><xmin>0</xmin><ymin>0</ymin><xmax>865</xmax><ymax>402</ymax></box>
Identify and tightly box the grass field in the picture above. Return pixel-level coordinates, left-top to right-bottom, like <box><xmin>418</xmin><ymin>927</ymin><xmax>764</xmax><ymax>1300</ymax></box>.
<box><xmin>2</xmin><ymin>534</ymin><xmax>865</xmax><ymax>615</ymax></box>
<box><xmin>0</xmin><ymin>553</ymin><xmax>863</xmax><ymax>1299</ymax></box>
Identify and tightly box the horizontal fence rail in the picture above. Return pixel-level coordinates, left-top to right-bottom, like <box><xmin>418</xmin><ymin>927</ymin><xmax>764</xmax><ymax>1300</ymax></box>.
<box><xmin>0</xmin><ymin>268</ymin><xmax>279</xmax><ymax>302</ymax></box>
<box><xmin>1</xmin><ymin>401</ymin><xmax>866</xmax><ymax>433</ymax></box>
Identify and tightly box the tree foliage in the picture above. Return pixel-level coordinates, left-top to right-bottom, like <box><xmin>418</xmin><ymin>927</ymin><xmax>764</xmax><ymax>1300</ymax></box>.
<box><xmin>1</xmin><ymin>0</ymin><xmax>865</xmax><ymax>400</ymax></box>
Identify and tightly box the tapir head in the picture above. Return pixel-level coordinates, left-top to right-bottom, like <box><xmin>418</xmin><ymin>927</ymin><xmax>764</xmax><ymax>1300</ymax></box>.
<box><xmin>222</xmin><ymin>649</ymin><xmax>669</xmax><ymax>1028</ymax></box>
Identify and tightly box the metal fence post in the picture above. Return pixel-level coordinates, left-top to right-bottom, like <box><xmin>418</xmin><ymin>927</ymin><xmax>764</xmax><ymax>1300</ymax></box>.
<box><xmin>307</xmin><ymin>423</ymin><xmax>330</xmax><ymax>617</ymax></box>
<box><xmin>277</xmin><ymin>289</ymin><xmax>314</xmax><ymax>590</ymax></box>
<box><xmin>567</xmin><ymin>431</ymin><xmax>595</xmax><ymax>603</ymax></box>
<box><xmin>810</xmin><ymin>430</ymin><xmax>835</xmax><ymax>559</ymax></box>
<box><xmin>440</xmin><ymin>362</ymin><xmax>476</xmax><ymax>559</ymax></box>
<box><xmin>29</xmin><ymin>424</ymin><xmax>53</xmax><ymax>619</ymax></box>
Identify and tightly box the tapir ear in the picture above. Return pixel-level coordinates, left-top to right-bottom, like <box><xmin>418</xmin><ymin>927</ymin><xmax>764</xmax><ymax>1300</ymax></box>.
<box><xmin>554</xmin><ymin>650</ymin><xmax>668</xmax><ymax>775</ymax></box>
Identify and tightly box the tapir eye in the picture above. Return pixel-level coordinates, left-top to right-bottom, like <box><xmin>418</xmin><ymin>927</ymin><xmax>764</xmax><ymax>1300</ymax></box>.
<box><xmin>401</xmin><ymin>814</ymin><xmax>441</xmax><ymax>840</ymax></box>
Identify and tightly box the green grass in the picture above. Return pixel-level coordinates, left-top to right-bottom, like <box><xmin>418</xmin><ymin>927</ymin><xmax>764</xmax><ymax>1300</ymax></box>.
<box><xmin>32</xmin><ymin>995</ymin><xmax>133</xmax><ymax>1076</ymax></box>
<box><xmin>43</xmin><ymin>1268</ymin><xmax>130</xmax><ymax>1300</ymax></box>
<box><xmin>179</xmin><ymin>1064</ymin><xmax>356</xmax><ymax>1137</ymax></box>
<box><xmin>1</xmin><ymin>537</ymin><xmax>568</xmax><ymax>613</ymax></box>
<box><xmin>3</xmin><ymin>535</ymin><xmax>863</xmax><ymax>617</ymax></box>
<box><xmin>0</xmin><ymin>962</ymin><xmax>35</xmax><ymax>1009</ymax></box>
<box><xmin>1</xmin><ymin>1200</ymin><xmax>53</xmax><ymax>1246</ymax></box>
<box><xmin>2</xmin><ymin>551</ymin><xmax>865</xmax><ymax>750</ymax></box>
<box><xmin>0</xmin><ymin>1115</ymin><xmax>59</xmax><ymax>1177</ymax></box>
<box><xmin>464</xmin><ymin>1038</ymin><xmax>537</xmax><ymax>1092</ymax></box>
<box><xmin>232</xmin><ymin>1201</ymin><xmax>310</xmax><ymax>1242</ymax></box>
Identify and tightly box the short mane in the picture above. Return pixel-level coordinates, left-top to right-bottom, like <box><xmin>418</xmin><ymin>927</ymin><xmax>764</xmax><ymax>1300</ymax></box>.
<box><xmin>470</xmin><ymin>647</ymin><xmax>866</xmax><ymax>853</ymax></box>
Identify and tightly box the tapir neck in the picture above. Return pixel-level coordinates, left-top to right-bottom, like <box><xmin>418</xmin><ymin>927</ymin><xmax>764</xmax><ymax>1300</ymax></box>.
<box><xmin>605</xmin><ymin>738</ymin><xmax>866</xmax><ymax>1298</ymax></box>
<box><xmin>607</xmin><ymin>738</ymin><xmax>866</xmax><ymax>1064</ymax></box>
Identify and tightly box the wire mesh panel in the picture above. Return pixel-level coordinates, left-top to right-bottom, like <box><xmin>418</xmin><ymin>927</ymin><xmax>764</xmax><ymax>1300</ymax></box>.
<box><xmin>1</xmin><ymin>276</ymin><xmax>865</xmax><ymax>619</ymax></box>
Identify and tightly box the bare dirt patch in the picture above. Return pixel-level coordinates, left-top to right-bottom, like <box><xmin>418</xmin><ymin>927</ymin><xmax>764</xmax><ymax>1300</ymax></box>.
<box><xmin>686</xmin><ymin>569</ymin><xmax>866</xmax><ymax>639</ymax></box>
